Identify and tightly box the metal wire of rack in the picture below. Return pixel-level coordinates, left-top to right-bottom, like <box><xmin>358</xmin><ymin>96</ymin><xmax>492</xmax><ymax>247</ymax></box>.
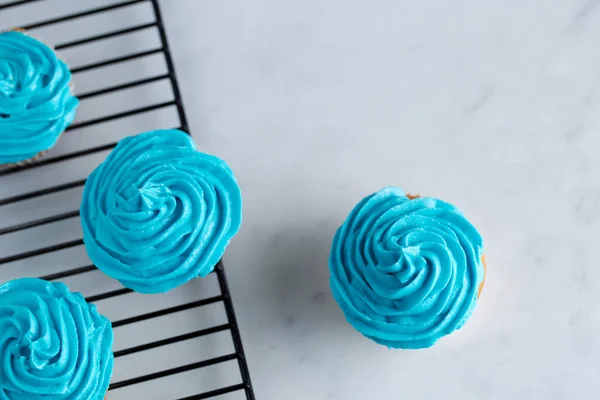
<box><xmin>0</xmin><ymin>1</ymin><xmax>255</xmax><ymax>399</ymax></box>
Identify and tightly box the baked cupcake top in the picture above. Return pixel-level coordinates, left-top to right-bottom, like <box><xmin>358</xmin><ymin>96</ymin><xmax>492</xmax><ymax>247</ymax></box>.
<box><xmin>330</xmin><ymin>187</ymin><xmax>485</xmax><ymax>349</ymax></box>
<box><xmin>0</xmin><ymin>31</ymin><xmax>78</xmax><ymax>164</ymax></box>
<box><xmin>81</xmin><ymin>129</ymin><xmax>243</xmax><ymax>294</ymax></box>
<box><xmin>0</xmin><ymin>278</ymin><xmax>113</xmax><ymax>399</ymax></box>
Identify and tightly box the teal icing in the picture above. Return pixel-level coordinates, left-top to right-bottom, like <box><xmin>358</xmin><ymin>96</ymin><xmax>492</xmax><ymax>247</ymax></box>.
<box><xmin>80</xmin><ymin>129</ymin><xmax>243</xmax><ymax>294</ymax></box>
<box><xmin>329</xmin><ymin>187</ymin><xmax>485</xmax><ymax>349</ymax></box>
<box><xmin>0</xmin><ymin>278</ymin><xmax>113</xmax><ymax>399</ymax></box>
<box><xmin>0</xmin><ymin>31</ymin><xmax>78</xmax><ymax>164</ymax></box>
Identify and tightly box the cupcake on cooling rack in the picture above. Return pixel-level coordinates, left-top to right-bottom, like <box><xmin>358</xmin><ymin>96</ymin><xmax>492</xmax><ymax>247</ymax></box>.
<box><xmin>81</xmin><ymin>129</ymin><xmax>243</xmax><ymax>294</ymax></box>
<box><xmin>329</xmin><ymin>187</ymin><xmax>486</xmax><ymax>349</ymax></box>
<box><xmin>0</xmin><ymin>30</ymin><xmax>79</xmax><ymax>167</ymax></box>
<box><xmin>0</xmin><ymin>278</ymin><xmax>113</xmax><ymax>399</ymax></box>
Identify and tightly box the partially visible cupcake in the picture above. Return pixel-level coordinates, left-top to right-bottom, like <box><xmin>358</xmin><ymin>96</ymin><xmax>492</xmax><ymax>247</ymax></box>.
<box><xmin>0</xmin><ymin>30</ymin><xmax>79</xmax><ymax>168</ymax></box>
<box><xmin>0</xmin><ymin>278</ymin><xmax>113</xmax><ymax>399</ymax></box>
<box><xmin>329</xmin><ymin>187</ymin><xmax>485</xmax><ymax>349</ymax></box>
<box><xmin>80</xmin><ymin>129</ymin><xmax>243</xmax><ymax>294</ymax></box>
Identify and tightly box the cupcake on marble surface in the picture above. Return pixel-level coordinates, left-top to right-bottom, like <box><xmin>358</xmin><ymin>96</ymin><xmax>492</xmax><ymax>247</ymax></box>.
<box><xmin>0</xmin><ymin>30</ymin><xmax>78</xmax><ymax>167</ymax></box>
<box><xmin>0</xmin><ymin>278</ymin><xmax>113</xmax><ymax>399</ymax></box>
<box><xmin>329</xmin><ymin>187</ymin><xmax>485</xmax><ymax>349</ymax></box>
<box><xmin>80</xmin><ymin>129</ymin><xmax>243</xmax><ymax>294</ymax></box>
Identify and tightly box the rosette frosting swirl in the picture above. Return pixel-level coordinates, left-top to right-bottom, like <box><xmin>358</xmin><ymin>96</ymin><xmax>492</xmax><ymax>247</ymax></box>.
<box><xmin>0</xmin><ymin>278</ymin><xmax>113</xmax><ymax>399</ymax></box>
<box><xmin>81</xmin><ymin>129</ymin><xmax>243</xmax><ymax>294</ymax></box>
<box><xmin>0</xmin><ymin>31</ymin><xmax>79</xmax><ymax>164</ymax></box>
<box><xmin>330</xmin><ymin>187</ymin><xmax>485</xmax><ymax>349</ymax></box>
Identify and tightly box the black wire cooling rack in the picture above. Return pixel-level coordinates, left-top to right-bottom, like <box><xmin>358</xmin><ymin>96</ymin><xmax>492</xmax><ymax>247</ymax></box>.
<box><xmin>0</xmin><ymin>1</ymin><xmax>254</xmax><ymax>399</ymax></box>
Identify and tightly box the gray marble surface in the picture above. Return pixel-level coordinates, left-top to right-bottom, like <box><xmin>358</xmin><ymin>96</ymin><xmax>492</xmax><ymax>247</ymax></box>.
<box><xmin>0</xmin><ymin>0</ymin><xmax>597</xmax><ymax>399</ymax></box>
<box><xmin>161</xmin><ymin>1</ymin><xmax>599</xmax><ymax>399</ymax></box>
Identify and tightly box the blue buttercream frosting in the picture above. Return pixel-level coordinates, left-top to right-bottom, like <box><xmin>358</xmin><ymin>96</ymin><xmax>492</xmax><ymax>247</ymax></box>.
<box><xmin>0</xmin><ymin>278</ymin><xmax>113</xmax><ymax>399</ymax></box>
<box><xmin>81</xmin><ymin>129</ymin><xmax>243</xmax><ymax>294</ymax></box>
<box><xmin>329</xmin><ymin>187</ymin><xmax>485</xmax><ymax>349</ymax></box>
<box><xmin>0</xmin><ymin>31</ymin><xmax>79</xmax><ymax>164</ymax></box>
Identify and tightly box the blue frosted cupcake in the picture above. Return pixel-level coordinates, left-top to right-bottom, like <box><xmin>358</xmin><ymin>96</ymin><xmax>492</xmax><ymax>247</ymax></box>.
<box><xmin>330</xmin><ymin>187</ymin><xmax>486</xmax><ymax>349</ymax></box>
<box><xmin>81</xmin><ymin>129</ymin><xmax>243</xmax><ymax>294</ymax></box>
<box><xmin>0</xmin><ymin>278</ymin><xmax>113</xmax><ymax>399</ymax></box>
<box><xmin>0</xmin><ymin>31</ymin><xmax>79</xmax><ymax>167</ymax></box>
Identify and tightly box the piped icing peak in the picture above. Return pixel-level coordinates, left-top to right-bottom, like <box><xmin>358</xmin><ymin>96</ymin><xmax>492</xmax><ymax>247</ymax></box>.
<box><xmin>0</xmin><ymin>31</ymin><xmax>78</xmax><ymax>163</ymax></box>
<box><xmin>330</xmin><ymin>187</ymin><xmax>485</xmax><ymax>349</ymax></box>
<box><xmin>81</xmin><ymin>129</ymin><xmax>243</xmax><ymax>293</ymax></box>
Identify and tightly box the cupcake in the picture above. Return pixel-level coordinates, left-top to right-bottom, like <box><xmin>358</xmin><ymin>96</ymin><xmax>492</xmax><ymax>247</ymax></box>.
<box><xmin>329</xmin><ymin>187</ymin><xmax>485</xmax><ymax>349</ymax></box>
<box><xmin>80</xmin><ymin>129</ymin><xmax>243</xmax><ymax>294</ymax></box>
<box><xmin>0</xmin><ymin>278</ymin><xmax>113</xmax><ymax>399</ymax></box>
<box><xmin>0</xmin><ymin>30</ymin><xmax>79</xmax><ymax>168</ymax></box>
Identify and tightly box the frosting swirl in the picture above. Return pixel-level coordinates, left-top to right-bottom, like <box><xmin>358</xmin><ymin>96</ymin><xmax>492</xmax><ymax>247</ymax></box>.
<box><xmin>0</xmin><ymin>31</ymin><xmax>78</xmax><ymax>164</ymax></box>
<box><xmin>329</xmin><ymin>187</ymin><xmax>485</xmax><ymax>349</ymax></box>
<box><xmin>81</xmin><ymin>129</ymin><xmax>243</xmax><ymax>294</ymax></box>
<box><xmin>0</xmin><ymin>278</ymin><xmax>113</xmax><ymax>399</ymax></box>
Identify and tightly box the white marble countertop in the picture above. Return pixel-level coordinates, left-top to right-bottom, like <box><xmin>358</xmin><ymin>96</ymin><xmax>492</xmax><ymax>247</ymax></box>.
<box><xmin>162</xmin><ymin>1</ymin><xmax>599</xmax><ymax>399</ymax></box>
<box><xmin>0</xmin><ymin>0</ymin><xmax>597</xmax><ymax>399</ymax></box>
